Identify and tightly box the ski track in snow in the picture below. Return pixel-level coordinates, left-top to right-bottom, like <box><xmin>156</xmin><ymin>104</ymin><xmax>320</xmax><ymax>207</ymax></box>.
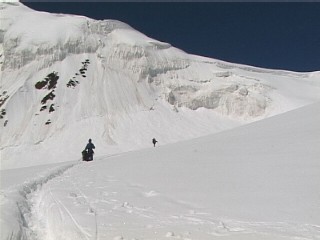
<box><xmin>2</xmin><ymin>102</ymin><xmax>320</xmax><ymax>240</ymax></box>
<box><xmin>1</xmin><ymin>3</ymin><xmax>320</xmax><ymax>240</ymax></box>
<box><xmin>1</xmin><ymin>103</ymin><xmax>320</xmax><ymax>240</ymax></box>
<box><xmin>0</xmin><ymin>161</ymin><xmax>80</xmax><ymax>240</ymax></box>
<box><xmin>4</xmin><ymin>160</ymin><xmax>317</xmax><ymax>240</ymax></box>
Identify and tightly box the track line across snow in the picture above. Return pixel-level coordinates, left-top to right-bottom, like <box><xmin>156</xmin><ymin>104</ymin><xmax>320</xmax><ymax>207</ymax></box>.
<box><xmin>0</xmin><ymin>161</ymin><xmax>80</xmax><ymax>240</ymax></box>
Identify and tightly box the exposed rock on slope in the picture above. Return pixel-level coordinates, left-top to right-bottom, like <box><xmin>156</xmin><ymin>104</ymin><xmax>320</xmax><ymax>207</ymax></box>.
<box><xmin>1</xmin><ymin>2</ymin><xmax>320</xmax><ymax>169</ymax></box>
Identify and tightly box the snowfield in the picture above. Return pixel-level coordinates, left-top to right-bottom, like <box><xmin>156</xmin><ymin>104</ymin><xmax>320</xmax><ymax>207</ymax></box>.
<box><xmin>1</xmin><ymin>2</ymin><xmax>320</xmax><ymax>240</ymax></box>
<box><xmin>1</xmin><ymin>2</ymin><xmax>320</xmax><ymax>169</ymax></box>
<box><xmin>1</xmin><ymin>102</ymin><xmax>320</xmax><ymax>240</ymax></box>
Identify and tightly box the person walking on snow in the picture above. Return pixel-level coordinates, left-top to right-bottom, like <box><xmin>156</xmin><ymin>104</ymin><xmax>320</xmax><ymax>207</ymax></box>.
<box><xmin>85</xmin><ymin>139</ymin><xmax>95</xmax><ymax>161</ymax></box>
<box><xmin>152</xmin><ymin>138</ymin><xmax>158</xmax><ymax>147</ymax></box>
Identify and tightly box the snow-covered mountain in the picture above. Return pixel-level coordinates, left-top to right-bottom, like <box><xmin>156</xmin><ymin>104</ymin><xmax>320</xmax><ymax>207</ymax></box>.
<box><xmin>1</xmin><ymin>101</ymin><xmax>320</xmax><ymax>240</ymax></box>
<box><xmin>1</xmin><ymin>3</ymin><xmax>320</xmax><ymax>240</ymax></box>
<box><xmin>1</xmin><ymin>2</ymin><xmax>320</xmax><ymax>169</ymax></box>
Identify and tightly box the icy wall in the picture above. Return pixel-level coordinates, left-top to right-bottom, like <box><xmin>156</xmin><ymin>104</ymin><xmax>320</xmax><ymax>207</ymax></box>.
<box><xmin>0</xmin><ymin>2</ymin><xmax>273</xmax><ymax>122</ymax></box>
<box><xmin>1</xmin><ymin>2</ymin><xmax>319</xmax><ymax>168</ymax></box>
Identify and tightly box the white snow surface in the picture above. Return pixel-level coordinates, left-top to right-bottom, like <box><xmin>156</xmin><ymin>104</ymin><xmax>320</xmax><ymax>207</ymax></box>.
<box><xmin>1</xmin><ymin>102</ymin><xmax>320</xmax><ymax>240</ymax></box>
<box><xmin>1</xmin><ymin>2</ymin><xmax>320</xmax><ymax>169</ymax></box>
<box><xmin>1</xmin><ymin>2</ymin><xmax>320</xmax><ymax>239</ymax></box>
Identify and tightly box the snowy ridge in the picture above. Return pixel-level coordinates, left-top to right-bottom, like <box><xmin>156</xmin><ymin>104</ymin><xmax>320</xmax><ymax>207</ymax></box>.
<box><xmin>1</xmin><ymin>2</ymin><xmax>320</xmax><ymax>170</ymax></box>
<box><xmin>1</xmin><ymin>2</ymin><xmax>320</xmax><ymax>239</ymax></box>
<box><xmin>1</xmin><ymin>102</ymin><xmax>320</xmax><ymax>239</ymax></box>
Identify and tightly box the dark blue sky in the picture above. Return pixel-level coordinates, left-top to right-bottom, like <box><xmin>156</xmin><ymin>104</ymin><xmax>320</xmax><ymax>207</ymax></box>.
<box><xmin>23</xmin><ymin>2</ymin><xmax>320</xmax><ymax>72</ymax></box>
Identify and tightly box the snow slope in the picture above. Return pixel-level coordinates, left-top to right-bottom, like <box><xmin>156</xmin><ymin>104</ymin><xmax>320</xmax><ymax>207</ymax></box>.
<box><xmin>1</xmin><ymin>3</ymin><xmax>320</xmax><ymax>238</ymax></box>
<box><xmin>1</xmin><ymin>102</ymin><xmax>319</xmax><ymax>240</ymax></box>
<box><xmin>1</xmin><ymin>2</ymin><xmax>320</xmax><ymax>169</ymax></box>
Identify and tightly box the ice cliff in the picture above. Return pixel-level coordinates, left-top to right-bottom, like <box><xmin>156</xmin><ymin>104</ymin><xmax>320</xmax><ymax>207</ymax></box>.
<box><xmin>1</xmin><ymin>2</ymin><xmax>320</xmax><ymax>169</ymax></box>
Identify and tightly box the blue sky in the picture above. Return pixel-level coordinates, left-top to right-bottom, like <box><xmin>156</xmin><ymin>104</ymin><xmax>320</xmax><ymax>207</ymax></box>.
<box><xmin>23</xmin><ymin>2</ymin><xmax>320</xmax><ymax>72</ymax></box>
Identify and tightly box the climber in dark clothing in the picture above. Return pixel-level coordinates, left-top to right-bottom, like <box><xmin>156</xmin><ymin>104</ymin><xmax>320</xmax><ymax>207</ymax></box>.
<box><xmin>152</xmin><ymin>138</ymin><xmax>158</xmax><ymax>147</ymax></box>
<box><xmin>84</xmin><ymin>139</ymin><xmax>95</xmax><ymax>161</ymax></box>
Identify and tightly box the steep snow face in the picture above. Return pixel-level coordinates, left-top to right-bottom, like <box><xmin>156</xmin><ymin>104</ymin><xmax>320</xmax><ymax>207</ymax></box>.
<box><xmin>1</xmin><ymin>2</ymin><xmax>320</xmax><ymax>169</ymax></box>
